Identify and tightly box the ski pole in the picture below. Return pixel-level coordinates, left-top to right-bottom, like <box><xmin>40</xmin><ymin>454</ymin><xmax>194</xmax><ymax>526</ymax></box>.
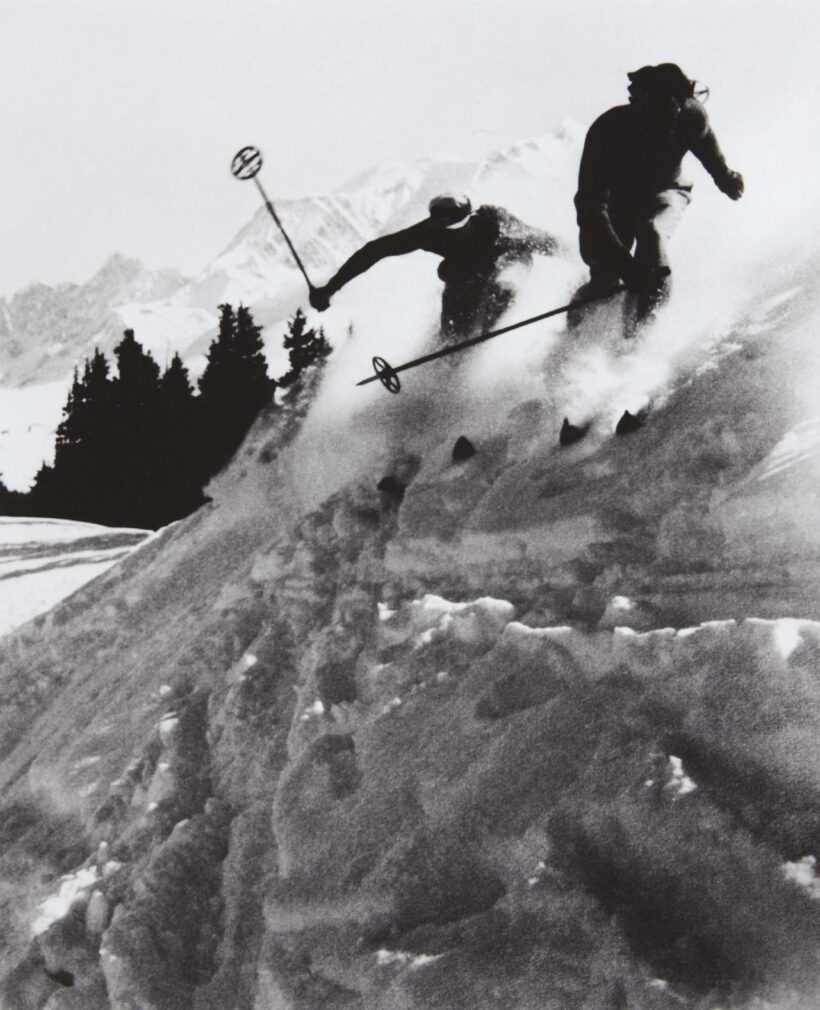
<box><xmin>357</xmin><ymin>284</ymin><xmax>626</xmax><ymax>393</ymax></box>
<box><xmin>231</xmin><ymin>146</ymin><xmax>316</xmax><ymax>293</ymax></box>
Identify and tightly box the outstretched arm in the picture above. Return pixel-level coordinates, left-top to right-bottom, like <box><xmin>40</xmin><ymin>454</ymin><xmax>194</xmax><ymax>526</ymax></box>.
<box><xmin>310</xmin><ymin>223</ymin><xmax>428</xmax><ymax>310</ymax></box>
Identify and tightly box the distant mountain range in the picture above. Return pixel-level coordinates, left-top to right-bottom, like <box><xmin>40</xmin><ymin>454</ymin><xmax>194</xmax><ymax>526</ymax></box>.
<box><xmin>0</xmin><ymin>254</ymin><xmax>187</xmax><ymax>387</ymax></box>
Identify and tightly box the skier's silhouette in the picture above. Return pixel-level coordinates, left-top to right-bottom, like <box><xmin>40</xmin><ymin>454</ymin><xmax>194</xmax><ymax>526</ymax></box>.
<box><xmin>572</xmin><ymin>63</ymin><xmax>744</xmax><ymax>336</ymax></box>
<box><xmin>310</xmin><ymin>195</ymin><xmax>560</xmax><ymax>339</ymax></box>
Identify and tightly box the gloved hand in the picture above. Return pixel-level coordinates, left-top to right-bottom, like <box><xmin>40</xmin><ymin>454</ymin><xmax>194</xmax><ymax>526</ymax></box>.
<box><xmin>719</xmin><ymin>170</ymin><xmax>744</xmax><ymax>200</ymax></box>
<box><xmin>620</xmin><ymin>259</ymin><xmax>671</xmax><ymax>294</ymax></box>
<box><xmin>309</xmin><ymin>286</ymin><xmax>332</xmax><ymax>312</ymax></box>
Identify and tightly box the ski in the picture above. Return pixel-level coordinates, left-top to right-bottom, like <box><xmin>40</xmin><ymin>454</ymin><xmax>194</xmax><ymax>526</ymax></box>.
<box><xmin>558</xmin><ymin>407</ymin><xmax>650</xmax><ymax>447</ymax></box>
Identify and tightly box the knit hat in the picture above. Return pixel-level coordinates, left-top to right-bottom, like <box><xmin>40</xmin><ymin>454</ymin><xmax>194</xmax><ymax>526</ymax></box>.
<box><xmin>627</xmin><ymin>63</ymin><xmax>695</xmax><ymax>102</ymax></box>
<box><xmin>428</xmin><ymin>194</ymin><xmax>472</xmax><ymax>227</ymax></box>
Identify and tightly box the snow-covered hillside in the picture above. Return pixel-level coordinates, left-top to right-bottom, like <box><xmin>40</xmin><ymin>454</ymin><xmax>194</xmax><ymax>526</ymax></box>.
<box><xmin>0</xmin><ymin>518</ymin><xmax>149</xmax><ymax>637</ymax></box>
<box><xmin>1</xmin><ymin>117</ymin><xmax>820</xmax><ymax>1008</ymax></box>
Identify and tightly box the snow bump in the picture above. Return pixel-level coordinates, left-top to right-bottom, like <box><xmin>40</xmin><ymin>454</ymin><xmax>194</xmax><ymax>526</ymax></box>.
<box><xmin>782</xmin><ymin>856</ymin><xmax>820</xmax><ymax>900</ymax></box>
<box><xmin>32</xmin><ymin>866</ymin><xmax>99</xmax><ymax>936</ymax></box>
<box><xmin>665</xmin><ymin>756</ymin><xmax>697</xmax><ymax>799</ymax></box>
<box><xmin>409</xmin><ymin>594</ymin><xmax>515</xmax><ymax>648</ymax></box>
<box><xmin>376</xmin><ymin>948</ymin><xmax>444</xmax><ymax>970</ymax></box>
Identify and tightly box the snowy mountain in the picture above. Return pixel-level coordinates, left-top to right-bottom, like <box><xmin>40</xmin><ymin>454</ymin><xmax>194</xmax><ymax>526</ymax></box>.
<box><xmin>0</xmin><ymin>254</ymin><xmax>187</xmax><ymax>388</ymax></box>
<box><xmin>0</xmin><ymin>188</ymin><xmax>819</xmax><ymax>1010</ymax></box>
<box><xmin>0</xmin><ymin>126</ymin><xmax>583</xmax><ymax>490</ymax></box>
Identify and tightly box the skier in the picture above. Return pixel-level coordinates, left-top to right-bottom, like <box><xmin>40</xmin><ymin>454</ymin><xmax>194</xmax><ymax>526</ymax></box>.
<box><xmin>572</xmin><ymin>62</ymin><xmax>744</xmax><ymax>337</ymax></box>
<box><xmin>309</xmin><ymin>195</ymin><xmax>560</xmax><ymax>339</ymax></box>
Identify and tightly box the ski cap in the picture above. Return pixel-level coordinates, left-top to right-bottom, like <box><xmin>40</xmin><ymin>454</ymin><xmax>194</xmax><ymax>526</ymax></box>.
<box><xmin>428</xmin><ymin>194</ymin><xmax>472</xmax><ymax>227</ymax></box>
<box><xmin>627</xmin><ymin>63</ymin><xmax>695</xmax><ymax>102</ymax></box>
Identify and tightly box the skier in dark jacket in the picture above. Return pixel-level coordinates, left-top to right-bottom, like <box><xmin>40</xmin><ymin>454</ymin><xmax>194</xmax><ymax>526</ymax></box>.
<box><xmin>310</xmin><ymin>194</ymin><xmax>560</xmax><ymax>339</ymax></box>
<box><xmin>573</xmin><ymin>62</ymin><xmax>744</xmax><ymax>335</ymax></box>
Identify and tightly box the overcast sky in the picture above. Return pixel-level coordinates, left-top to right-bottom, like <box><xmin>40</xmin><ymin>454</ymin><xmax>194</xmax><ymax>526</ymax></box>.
<box><xmin>1</xmin><ymin>0</ymin><xmax>816</xmax><ymax>298</ymax></box>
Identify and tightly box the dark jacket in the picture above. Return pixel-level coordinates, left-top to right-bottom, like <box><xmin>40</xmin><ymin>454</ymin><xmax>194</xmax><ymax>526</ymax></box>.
<box><xmin>326</xmin><ymin>206</ymin><xmax>558</xmax><ymax>295</ymax></box>
<box><xmin>574</xmin><ymin>100</ymin><xmax>734</xmax><ymax>268</ymax></box>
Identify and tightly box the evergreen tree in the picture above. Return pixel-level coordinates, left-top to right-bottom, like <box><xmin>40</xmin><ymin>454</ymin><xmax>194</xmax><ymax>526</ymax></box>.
<box><xmin>155</xmin><ymin>353</ymin><xmax>204</xmax><ymax>524</ymax></box>
<box><xmin>236</xmin><ymin>304</ymin><xmax>275</xmax><ymax>408</ymax></box>
<box><xmin>44</xmin><ymin>349</ymin><xmax>116</xmax><ymax>522</ymax></box>
<box><xmin>0</xmin><ymin>475</ymin><xmax>25</xmax><ymax>516</ymax></box>
<box><xmin>197</xmin><ymin>303</ymin><xmax>236</xmax><ymax>406</ymax></box>
<box><xmin>109</xmin><ymin>330</ymin><xmax>162</xmax><ymax>526</ymax></box>
<box><xmin>27</xmin><ymin>463</ymin><xmax>58</xmax><ymax>518</ymax></box>
<box><xmin>277</xmin><ymin>308</ymin><xmax>332</xmax><ymax>387</ymax></box>
<box><xmin>198</xmin><ymin>303</ymin><xmax>275</xmax><ymax>477</ymax></box>
<box><xmin>55</xmin><ymin>351</ymin><xmax>114</xmax><ymax>458</ymax></box>
<box><xmin>114</xmin><ymin>329</ymin><xmax>161</xmax><ymax>409</ymax></box>
<box><xmin>18</xmin><ymin>306</ymin><xmax>281</xmax><ymax>529</ymax></box>
<box><xmin>29</xmin><ymin>334</ymin><xmax>167</xmax><ymax>527</ymax></box>
<box><xmin>197</xmin><ymin>303</ymin><xmax>240</xmax><ymax>478</ymax></box>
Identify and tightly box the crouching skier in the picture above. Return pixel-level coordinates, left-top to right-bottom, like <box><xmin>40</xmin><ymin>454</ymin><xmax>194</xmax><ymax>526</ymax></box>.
<box><xmin>572</xmin><ymin>62</ymin><xmax>744</xmax><ymax>339</ymax></box>
<box><xmin>310</xmin><ymin>194</ymin><xmax>560</xmax><ymax>340</ymax></box>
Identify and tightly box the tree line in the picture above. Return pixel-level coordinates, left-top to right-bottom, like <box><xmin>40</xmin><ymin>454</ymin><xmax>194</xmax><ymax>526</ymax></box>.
<box><xmin>0</xmin><ymin>304</ymin><xmax>330</xmax><ymax>530</ymax></box>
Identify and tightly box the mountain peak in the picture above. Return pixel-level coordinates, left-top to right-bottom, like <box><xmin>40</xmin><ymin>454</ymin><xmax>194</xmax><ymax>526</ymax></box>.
<box><xmin>88</xmin><ymin>252</ymin><xmax>144</xmax><ymax>287</ymax></box>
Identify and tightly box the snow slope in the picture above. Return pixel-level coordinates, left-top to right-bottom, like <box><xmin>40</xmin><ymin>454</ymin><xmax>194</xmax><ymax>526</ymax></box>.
<box><xmin>0</xmin><ymin>129</ymin><xmax>819</xmax><ymax>1008</ymax></box>
<box><xmin>0</xmin><ymin>518</ymin><xmax>149</xmax><ymax>637</ymax></box>
<box><xmin>0</xmin><ymin>381</ymin><xmax>68</xmax><ymax>491</ymax></box>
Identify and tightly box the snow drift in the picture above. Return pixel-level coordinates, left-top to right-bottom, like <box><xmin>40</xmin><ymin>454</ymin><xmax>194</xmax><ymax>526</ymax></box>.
<box><xmin>0</xmin><ymin>518</ymin><xmax>148</xmax><ymax>637</ymax></box>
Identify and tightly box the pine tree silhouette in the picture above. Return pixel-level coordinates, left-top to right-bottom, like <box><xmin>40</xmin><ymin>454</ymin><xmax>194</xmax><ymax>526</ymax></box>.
<box><xmin>28</xmin><ymin>334</ymin><xmax>168</xmax><ymax>527</ymax></box>
<box><xmin>109</xmin><ymin>329</ymin><xmax>161</xmax><ymax>526</ymax></box>
<box><xmin>17</xmin><ymin>305</ymin><xmax>283</xmax><ymax>528</ymax></box>
<box><xmin>198</xmin><ymin>304</ymin><xmax>236</xmax><ymax>405</ymax></box>
<box><xmin>45</xmin><ymin>349</ymin><xmax>116</xmax><ymax>522</ymax></box>
<box><xmin>236</xmin><ymin>304</ymin><xmax>274</xmax><ymax>406</ymax></box>
<box><xmin>156</xmin><ymin>353</ymin><xmax>204</xmax><ymax>524</ymax></box>
<box><xmin>0</xmin><ymin>475</ymin><xmax>25</xmax><ymax>516</ymax></box>
<box><xmin>278</xmin><ymin>308</ymin><xmax>332</xmax><ymax>387</ymax></box>
<box><xmin>28</xmin><ymin>462</ymin><xmax>57</xmax><ymax>516</ymax></box>
<box><xmin>198</xmin><ymin>303</ymin><xmax>275</xmax><ymax>477</ymax></box>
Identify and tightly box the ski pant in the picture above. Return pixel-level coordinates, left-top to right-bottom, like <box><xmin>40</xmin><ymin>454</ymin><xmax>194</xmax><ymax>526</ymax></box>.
<box><xmin>574</xmin><ymin>186</ymin><xmax>691</xmax><ymax>336</ymax></box>
<box><xmin>440</xmin><ymin>273</ymin><xmax>514</xmax><ymax>341</ymax></box>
